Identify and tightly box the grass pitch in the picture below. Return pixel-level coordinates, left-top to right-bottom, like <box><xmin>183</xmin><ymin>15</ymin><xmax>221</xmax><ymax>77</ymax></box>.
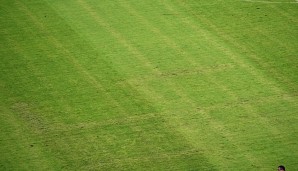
<box><xmin>1</xmin><ymin>0</ymin><xmax>298</xmax><ymax>170</ymax></box>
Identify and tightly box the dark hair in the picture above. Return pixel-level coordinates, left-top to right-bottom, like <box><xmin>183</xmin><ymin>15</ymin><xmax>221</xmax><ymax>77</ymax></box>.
<box><xmin>278</xmin><ymin>165</ymin><xmax>285</xmax><ymax>171</ymax></box>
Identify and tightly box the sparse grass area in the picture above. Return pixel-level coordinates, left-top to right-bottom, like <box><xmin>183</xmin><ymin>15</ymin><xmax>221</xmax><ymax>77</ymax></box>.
<box><xmin>1</xmin><ymin>0</ymin><xmax>297</xmax><ymax>170</ymax></box>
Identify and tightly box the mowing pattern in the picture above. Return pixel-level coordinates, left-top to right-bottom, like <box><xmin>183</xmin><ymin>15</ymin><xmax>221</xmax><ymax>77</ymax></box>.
<box><xmin>1</xmin><ymin>0</ymin><xmax>297</xmax><ymax>170</ymax></box>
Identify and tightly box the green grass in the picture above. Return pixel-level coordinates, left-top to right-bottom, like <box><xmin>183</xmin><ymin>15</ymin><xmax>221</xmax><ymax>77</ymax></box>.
<box><xmin>1</xmin><ymin>0</ymin><xmax>297</xmax><ymax>170</ymax></box>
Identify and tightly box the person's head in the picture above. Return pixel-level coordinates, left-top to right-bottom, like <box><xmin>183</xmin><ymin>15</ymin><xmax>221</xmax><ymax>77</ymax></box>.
<box><xmin>278</xmin><ymin>165</ymin><xmax>285</xmax><ymax>171</ymax></box>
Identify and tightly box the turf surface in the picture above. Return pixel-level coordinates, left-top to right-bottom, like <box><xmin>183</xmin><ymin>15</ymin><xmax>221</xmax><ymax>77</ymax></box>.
<box><xmin>1</xmin><ymin>0</ymin><xmax>298</xmax><ymax>170</ymax></box>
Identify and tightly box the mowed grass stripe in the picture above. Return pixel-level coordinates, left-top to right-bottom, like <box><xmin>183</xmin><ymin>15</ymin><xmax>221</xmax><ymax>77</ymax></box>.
<box><xmin>73</xmin><ymin>0</ymin><xmax>286</xmax><ymax>168</ymax></box>
<box><xmin>77</xmin><ymin>0</ymin><xmax>161</xmax><ymax>75</ymax></box>
<box><xmin>172</xmin><ymin>0</ymin><xmax>297</xmax><ymax>167</ymax></box>
<box><xmin>2</xmin><ymin>0</ymin><xmax>224</xmax><ymax>169</ymax></box>
<box><xmin>115</xmin><ymin>0</ymin><xmax>267</xmax><ymax>168</ymax></box>
<box><xmin>43</xmin><ymin>0</ymin><xmax>157</xmax><ymax>80</ymax></box>
<box><xmin>1</xmin><ymin>0</ymin><xmax>297</xmax><ymax>170</ymax></box>
<box><xmin>74</xmin><ymin>0</ymin><xmax>220</xmax><ymax>169</ymax></box>
<box><xmin>118</xmin><ymin>0</ymin><xmax>258</xmax><ymax>106</ymax></box>
<box><xmin>222</xmin><ymin>3</ymin><xmax>298</xmax><ymax>92</ymax></box>
<box><xmin>12</xmin><ymin>0</ymin><xmax>130</xmax><ymax>117</ymax></box>
<box><xmin>218</xmin><ymin>2</ymin><xmax>297</xmax><ymax>91</ymax></box>
<box><xmin>14</xmin><ymin>0</ymin><xmax>158</xmax><ymax>119</ymax></box>
<box><xmin>107</xmin><ymin>0</ymin><xmax>296</xmax><ymax>168</ymax></box>
<box><xmin>129</xmin><ymin>0</ymin><xmax>286</xmax><ymax>101</ymax></box>
<box><xmin>116</xmin><ymin>0</ymin><xmax>296</xmax><ymax>168</ymax></box>
<box><xmin>169</xmin><ymin>0</ymin><xmax>298</xmax><ymax>165</ymax></box>
<box><xmin>116</xmin><ymin>0</ymin><xmax>246</xmax><ymax>108</ymax></box>
<box><xmin>117</xmin><ymin>0</ymin><xmax>242</xmax><ymax>101</ymax></box>
<box><xmin>4</xmin><ymin>0</ymin><xmax>128</xmax><ymax>124</ymax></box>
<box><xmin>0</xmin><ymin>0</ymin><xmax>214</xmax><ymax>168</ymax></box>
<box><xmin>0</xmin><ymin>1</ymin><xmax>286</xmax><ymax>170</ymax></box>
<box><xmin>165</xmin><ymin>0</ymin><xmax>296</xmax><ymax>119</ymax></box>
<box><xmin>78</xmin><ymin>0</ymin><xmax>238</xmax><ymax>143</ymax></box>
<box><xmin>1</xmin><ymin>31</ymin><xmax>63</xmax><ymax>169</ymax></box>
<box><xmin>1</xmin><ymin>16</ymin><xmax>95</xmax><ymax>170</ymax></box>
<box><xmin>11</xmin><ymin>0</ymin><xmax>158</xmax><ymax>131</ymax></box>
<box><xmin>172</xmin><ymin>0</ymin><xmax>288</xmax><ymax>95</ymax></box>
